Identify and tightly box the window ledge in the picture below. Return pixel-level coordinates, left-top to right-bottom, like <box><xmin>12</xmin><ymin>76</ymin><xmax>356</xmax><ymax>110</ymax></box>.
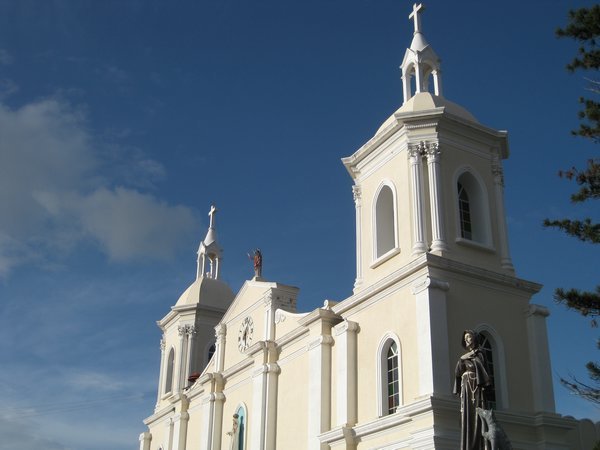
<box><xmin>370</xmin><ymin>247</ymin><xmax>401</xmax><ymax>269</ymax></box>
<box><xmin>455</xmin><ymin>237</ymin><xmax>495</xmax><ymax>253</ymax></box>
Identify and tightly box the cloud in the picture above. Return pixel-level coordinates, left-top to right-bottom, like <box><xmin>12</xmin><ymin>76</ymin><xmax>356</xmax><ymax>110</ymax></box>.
<box><xmin>71</xmin><ymin>187</ymin><xmax>197</xmax><ymax>261</ymax></box>
<box><xmin>0</xmin><ymin>97</ymin><xmax>199</xmax><ymax>276</ymax></box>
<box><xmin>0</xmin><ymin>416</ymin><xmax>69</xmax><ymax>450</ymax></box>
<box><xmin>0</xmin><ymin>78</ymin><xmax>18</xmax><ymax>98</ymax></box>
<box><xmin>0</xmin><ymin>48</ymin><xmax>13</xmax><ymax>65</ymax></box>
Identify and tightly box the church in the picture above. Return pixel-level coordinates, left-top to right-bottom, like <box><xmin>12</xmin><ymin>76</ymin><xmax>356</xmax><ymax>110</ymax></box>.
<box><xmin>139</xmin><ymin>4</ymin><xmax>599</xmax><ymax>449</ymax></box>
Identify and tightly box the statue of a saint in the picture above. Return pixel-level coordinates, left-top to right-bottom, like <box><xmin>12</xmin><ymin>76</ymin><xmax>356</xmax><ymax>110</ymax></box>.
<box><xmin>226</xmin><ymin>413</ymin><xmax>239</xmax><ymax>450</ymax></box>
<box><xmin>453</xmin><ymin>330</ymin><xmax>492</xmax><ymax>450</ymax></box>
<box><xmin>247</xmin><ymin>249</ymin><xmax>262</xmax><ymax>278</ymax></box>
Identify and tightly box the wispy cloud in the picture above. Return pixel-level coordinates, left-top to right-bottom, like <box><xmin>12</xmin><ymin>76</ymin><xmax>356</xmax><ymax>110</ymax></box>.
<box><xmin>0</xmin><ymin>96</ymin><xmax>199</xmax><ymax>276</ymax></box>
<box><xmin>0</xmin><ymin>48</ymin><xmax>13</xmax><ymax>65</ymax></box>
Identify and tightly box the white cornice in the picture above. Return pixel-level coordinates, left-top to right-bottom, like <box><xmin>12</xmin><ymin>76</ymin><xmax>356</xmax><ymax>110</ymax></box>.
<box><xmin>143</xmin><ymin>404</ymin><xmax>175</xmax><ymax>426</ymax></box>
<box><xmin>334</xmin><ymin>253</ymin><xmax>541</xmax><ymax>316</ymax></box>
<box><xmin>342</xmin><ymin>108</ymin><xmax>509</xmax><ymax>179</ymax></box>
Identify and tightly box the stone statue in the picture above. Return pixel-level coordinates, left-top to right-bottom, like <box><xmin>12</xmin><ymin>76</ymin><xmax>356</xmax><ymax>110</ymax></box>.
<box><xmin>226</xmin><ymin>413</ymin><xmax>239</xmax><ymax>450</ymax></box>
<box><xmin>476</xmin><ymin>407</ymin><xmax>513</xmax><ymax>450</ymax></box>
<box><xmin>248</xmin><ymin>248</ymin><xmax>262</xmax><ymax>278</ymax></box>
<box><xmin>453</xmin><ymin>330</ymin><xmax>492</xmax><ymax>450</ymax></box>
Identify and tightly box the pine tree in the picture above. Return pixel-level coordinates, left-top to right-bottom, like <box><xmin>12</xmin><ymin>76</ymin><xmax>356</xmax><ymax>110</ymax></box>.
<box><xmin>544</xmin><ymin>5</ymin><xmax>600</xmax><ymax>404</ymax></box>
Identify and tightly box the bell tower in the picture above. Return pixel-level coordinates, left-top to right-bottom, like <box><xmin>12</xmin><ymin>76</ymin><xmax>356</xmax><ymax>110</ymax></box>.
<box><xmin>344</xmin><ymin>3</ymin><xmax>514</xmax><ymax>293</ymax></box>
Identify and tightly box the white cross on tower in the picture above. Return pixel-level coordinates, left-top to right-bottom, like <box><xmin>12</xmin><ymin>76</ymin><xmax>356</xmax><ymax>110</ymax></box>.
<box><xmin>408</xmin><ymin>3</ymin><xmax>425</xmax><ymax>34</ymax></box>
<box><xmin>208</xmin><ymin>204</ymin><xmax>217</xmax><ymax>228</ymax></box>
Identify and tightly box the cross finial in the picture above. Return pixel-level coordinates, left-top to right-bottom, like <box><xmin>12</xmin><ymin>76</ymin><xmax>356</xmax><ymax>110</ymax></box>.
<box><xmin>208</xmin><ymin>204</ymin><xmax>217</xmax><ymax>228</ymax></box>
<box><xmin>408</xmin><ymin>3</ymin><xmax>425</xmax><ymax>34</ymax></box>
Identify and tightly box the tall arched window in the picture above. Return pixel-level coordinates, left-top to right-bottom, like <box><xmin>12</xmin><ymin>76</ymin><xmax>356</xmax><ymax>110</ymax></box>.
<box><xmin>386</xmin><ymin>342</ymin><xmax>400</xmax><ymax>414</ymax></box>
<box><xmin>164</xmin><ymin>348</ymin><xmax>175</xmax><ymax>395</ymax></box>
<box><xmin>476</xmin><ymin>327</ymin><xmax>510</xmax><ymax>410</ymax></box>
<box><xmin>377</xmin><ymin>334</ymin><xmax>403</xmax><ymax>416</ymax></box>
<box><xmin>457</xmin><ymin>182</ymin><xmax>472</xmax><ymax>240</ymax></box>
<box><xmin>480</xmin><ymin>336</ymin><xmax>497</xmax><ymax>409</ymax></box>
<box><xmin>236</xmin><ymin>405</ymin><xmax>246</xmax><ymax>450</ymax></box>
<box><xmin>208</xmin><ymin>343</ymin><xmax>216</xmax><ymax>362</ymax></box>
<box><xmin>455</xmin><ymin>170</ymin><xmax>491</xmax><ymax>246</ymax></box>
<box><xmin>374</xmin><ymin>184</ymin><xmax>396</xmax><ymax>259</ymax></box>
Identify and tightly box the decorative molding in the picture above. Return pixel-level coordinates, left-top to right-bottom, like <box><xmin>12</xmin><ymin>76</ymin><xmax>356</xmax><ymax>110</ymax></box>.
<box><xmin>424</xmin><ymin>141</ymin><xmax>440</xmax><ymax>160</ymax></box>
<box><xmin>491</xmin><ymin>155</ymin><xmax>505</xmax><ymax>186</ymax></box>
<box><xmin>308</xmin><ymin>335</ymin><xmax>335</xmax><ymax>351</ymax></box>
<box><xmin>178</xmin><ymin>324</ymin><xmax>196</xmax><ymax>337</ymax></box>
<box><xmin>333</xmin><ymin>320</ymin><xmax>359</xmax><ymax>336</ymax></box>
<box><xmin>527</xmin><ymin>304</ymin><xmax>550</xmax><ymax>318</ymax></box>
<box><xmin>160</xmin><ymin>337</ymin><xmax>166</xmax><ymax>352</ymax></box>
<box><xmin>411</xmin><ymin>276</ymin><xmax>450</xmax><ymax>295</ymax></box>
<box><xmin>352</xmin><ymin>185</ymin><xmax>361</xmax><ymax>205</ymax></box>
<box><xmin>274</xmin><ymin>309</ymin><xmax>287</xmax><ymax>324</ymax></box>
<box><xmin>407</xmin><ymin>144</ymin><xmax>423</xmax><ymax>159</ymax></box>
<box><xmin>251</xmin><ymin>363</ymin><xmax>281</xmax><ymax>378</ymax></box>
<box><xmin>323</xmin><ymin>299</ymin><xmax>339</xmax><ymax>310</ymax></box>
<box><xmin>215</xmin><ymin>323</ymin><xmax>226</xmax><ymax>337</ymax></box>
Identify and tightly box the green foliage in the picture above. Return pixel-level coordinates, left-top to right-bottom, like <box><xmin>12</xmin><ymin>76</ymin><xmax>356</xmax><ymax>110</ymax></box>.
<box><xmin>547</xmin><ymin>6</ymin><xmax>600</xmax><ymax>404</ymax></box>
<box><xmin>556</xmin><ymin>6</ymin><xmax>600</xmax><ymax>72</ymax></box>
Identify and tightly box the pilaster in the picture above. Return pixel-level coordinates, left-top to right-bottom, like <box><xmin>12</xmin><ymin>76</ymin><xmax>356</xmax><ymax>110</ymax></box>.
<box><xmin>156</xmin><ymin>337</ymin><xmax>166</xmax><ymax>408</ymax></box>
<box><xmin>199</xmin><ymin>374</ymin><xmax>225</xmax><ymax>450</ymax></box>
<box><xmin>408</xmin><ymin>144</ymin><xmax>427</xmax><ymax>254</ymax></box>
<box><xmin>425</xmin><ymin>142</ymin><xmax>448</xmax><ymax>253</ymax></box>
<box><xmin>333</xmin><ymin>320</ymin><xmax>359</xmax><ymax>427</ymax></box>
<box><xmin>308</xmin><ymin>334</ymin><xmax>335</xmax><ymax>450</ymax></box>
<box><xmin>175</xmin><ymin>327</ymin><xmax>185</xmax><ymax>393</ymax></box>
<box><xmin>250</xmin><ymin>341</ymin><xmax>280</xmax><ymax>450</ymax></box>
<box><xmin>526</xmin><ymin>304</ymin><xmax>556</xmax><ymax>412</ymax></box>
<box><xmin>171</xmin><ymin>395</ymin><xmax>190</xmax><ymax>450</ymax></box>
<box><xmin>492</xmin><ymin>154</ymin><xmax>514</xmax><ymax>271</ymax></box>
<box><xmin>412</xmin><ymin>275</ymin><xmax>451</xmax><ymax>396</ymax></box>
<box><xmin>138</xmin><ymin>431</ymin><xmax>151</xmax><ymax>450</ymax></box>
<box><xmin>353</xmin><ymin>185</ymin><xmax>363</xmax><ymax>291</ymax></box>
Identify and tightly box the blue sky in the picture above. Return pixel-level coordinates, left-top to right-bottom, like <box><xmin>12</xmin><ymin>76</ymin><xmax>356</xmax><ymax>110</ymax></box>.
<box><xmin>0</xmin><ymin>1</ymin><xmax>598</xmax><ymax>449</ymax></box>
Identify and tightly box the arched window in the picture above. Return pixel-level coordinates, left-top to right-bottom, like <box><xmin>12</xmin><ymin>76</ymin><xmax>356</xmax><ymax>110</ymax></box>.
<box><xmin>164</xmin><ymin>348</ymin><xmax>175</xmax><ymax>394</ymax></box>
<box><xmin>480</xmin><ymin>336</ymin><xmax>497</xmax><ymax>409</ymax></box>
<box><xmin>227</xmin><ymin>404</ymin><xmax>247</xmax><ymax>450</ymax></box>
<box><xmin>386</xmin><ymin>342</ymin><xmax>400</xmax><ymax>414</ymax></box>
<box><xmin>374</xmin><ymin>183</ymin><xmax>396</xmax><ymax>259</ymax></box>
<box><xmin>377</xmin><ymin>334</ymin><xmax>402</xmax><ymax>416</ymax></box>
<box><xmin>455</xmin><ymin>170</ymin><xmax>491</xmax><ymax>246</ymax></box>
<box><xmin>476</xmin><ymin>327</ymin><xmax>508</xmax><ymax>410</ymax></box>
<box><xmin>208</xmin><ymin>343</ymin><xmax>216</xmax><ymax>362</ymax></box>
<box><xmin>236</xmin><ymin>405</ymin><xmax>246</xmax><ymax>450</ymax></box>
<box><xmin>457</xmin><ymin>182</ymin><xmax>472</xmax><ymax>240</ymax></box>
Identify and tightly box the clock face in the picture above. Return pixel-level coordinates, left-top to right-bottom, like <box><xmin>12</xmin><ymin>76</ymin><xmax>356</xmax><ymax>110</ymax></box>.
<box><xmin>238</xmin><ymin>316</ymin><xmax>254</xmax><ymax>351</ymax></box>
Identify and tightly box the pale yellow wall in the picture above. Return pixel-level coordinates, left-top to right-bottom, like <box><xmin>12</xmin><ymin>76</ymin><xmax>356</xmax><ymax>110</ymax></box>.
<box><xmin>186</xmin><ymin>400</ymin><xmax>204</xmax><ymax>450</ymax></box>
<box><xmin>343</xmin><ymin>281</ymin><xmax>421</xmax><ymax>424</ymax></box>
<box><xmin>275</xmin><ymin>349</ymin><xmax>309</xmax><ymax>449</ymax></box>
<box><xmin>443</xmin><ymin>273</ymin><xmax>536</xmax><ymax>411</ymax></box>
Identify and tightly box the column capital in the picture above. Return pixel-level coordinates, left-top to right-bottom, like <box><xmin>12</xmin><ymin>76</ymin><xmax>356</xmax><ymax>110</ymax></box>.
<box><xmin>491</xmin><ymin>156</ymin><xmax>505</xmax><ymax>186</ymax></box>
<box><xmin>424</xmin><ymin>141</ymin><xmax>440</xmax><ymax>160</ymax></box>
<box><xmin>352</xmin><ymin>185</ymin><xmax>361</xmax><ymax>204</ymax></box>
<box><xmin>178</xmin><ymin>324</ymin><xmax>196</xmax><ymax>337</ymax></box>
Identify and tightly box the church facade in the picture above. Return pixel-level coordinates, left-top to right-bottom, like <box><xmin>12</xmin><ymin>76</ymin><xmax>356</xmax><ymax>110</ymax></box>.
<box><xmin>139</xmin><ymin>5</ymin><xmax>599</xmax><ymax>450</ymax></box>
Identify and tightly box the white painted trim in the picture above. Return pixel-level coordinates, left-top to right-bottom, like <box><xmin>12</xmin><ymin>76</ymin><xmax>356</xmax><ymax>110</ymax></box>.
<box><xmin>369</xmin><ymin>246</ymin><xmax>401</xmax><ymax>269</ymax></box>
<box><xmin>372</xmin><ymin>180</ymin><xmax>399</xmax><ymax>262</ymax></box>
<box><xmin>453</xmin><ymin>166</ymin><xmax>493</xmax><ymax>247</ymax></box>
<box><xmin>376</xmin><ymin>332</ymin><xmax>403</xmax><ymax>417</ymax></box>
<box><xmin>233</xmin><ymin>402</ymin><xmax>249</xmax><ymax>450</ymax></box>
<box><xmin>475</xmin><ymin>324</ymin><xmax>509</xmax><ymax>409</ymax></box>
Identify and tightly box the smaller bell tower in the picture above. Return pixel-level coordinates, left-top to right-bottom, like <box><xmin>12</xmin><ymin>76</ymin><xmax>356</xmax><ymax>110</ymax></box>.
<box><xmin>153</xmin><ymin>205</ymin><xmax>234</xmax><ymax>413</ymax></box>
